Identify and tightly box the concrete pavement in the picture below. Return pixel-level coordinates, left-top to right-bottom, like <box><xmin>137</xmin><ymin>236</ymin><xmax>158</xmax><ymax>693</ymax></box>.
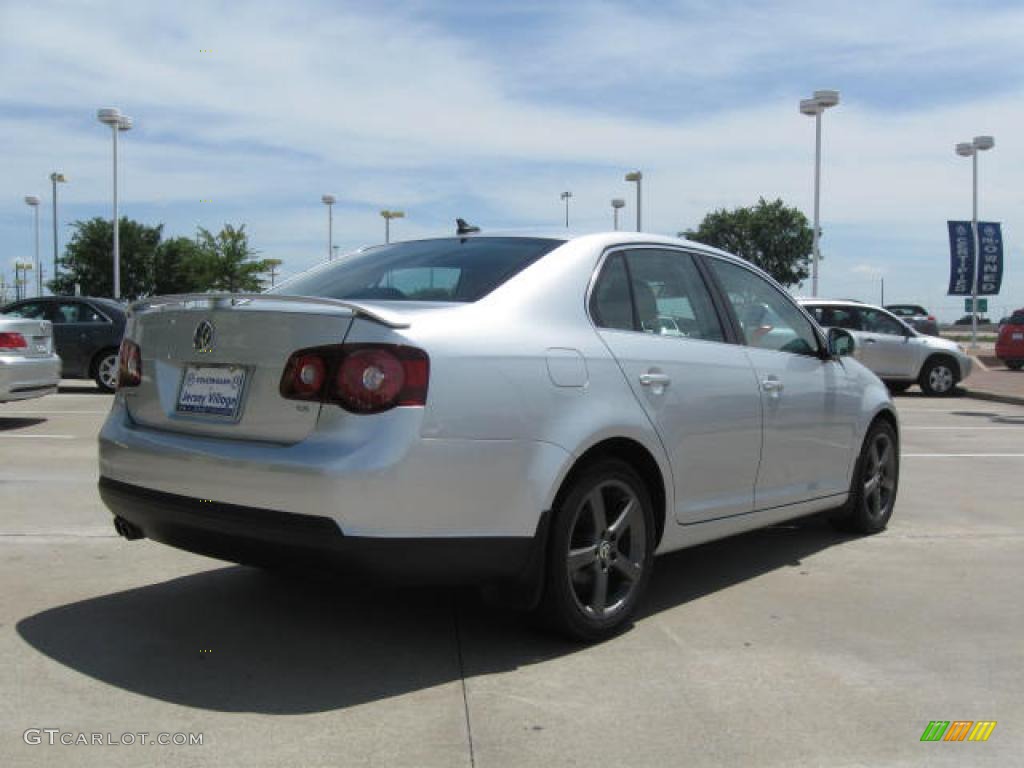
<box><xmin>1</xmin><ymin>387</ymin><xmax>1022</xmax><ymax>767</ymax></box>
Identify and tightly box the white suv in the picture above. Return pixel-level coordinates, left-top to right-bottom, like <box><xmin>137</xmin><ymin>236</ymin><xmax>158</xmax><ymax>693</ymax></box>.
<box><xmin>800</xmin><ymin>299</ymin><xmax>972</xmax><ymax>396</ymax></box>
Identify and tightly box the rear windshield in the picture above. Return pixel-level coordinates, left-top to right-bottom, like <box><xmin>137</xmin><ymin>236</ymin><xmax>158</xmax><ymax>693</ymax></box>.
<box><xmin>275</xmin><ymin>237</ymin><xmax>564</xmax><ymax>303</ymax></box>
<box><xmin>887</xmin><ymin>305</ymin><xmax>927</xmax><ymax>316</ymax></box>
<box><xmin>1010</xmin><ymin>312</ymin><xmax>1024</xmax><ymax>325</ymax></box>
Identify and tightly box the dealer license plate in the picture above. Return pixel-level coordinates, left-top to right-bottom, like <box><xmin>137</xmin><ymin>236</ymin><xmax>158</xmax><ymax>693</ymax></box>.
<box><xmin>176</xmin><ymin>365</ymin><xmax>246</xmax><ymax>419</ymax></box>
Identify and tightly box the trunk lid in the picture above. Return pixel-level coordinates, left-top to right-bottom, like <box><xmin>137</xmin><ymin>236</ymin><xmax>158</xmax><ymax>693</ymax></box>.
<box><xmin>125</xmin><ymin>300</ymin><xmax>357</xmax><ymax>443</ymax></box>
<box><xmin>0</xmin><ymin>318</ymin><xmax>53</xmax><ymax>358</ymax></box>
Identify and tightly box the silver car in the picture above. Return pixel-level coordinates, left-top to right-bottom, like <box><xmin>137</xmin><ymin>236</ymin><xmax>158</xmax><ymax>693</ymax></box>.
<box><xmin>800</xmin><ymin>299</ymin><xmax>973</xmax><ymax>396</ymax></box>
<box><xmin>99</xmin><ymin>233</ymin><xmax>898</xmax><ymax>640</ymax></box>
<box><xmin>0</xmin><ymin>314</ymin><xmax>61</xmax><ymax>403</ymax></box>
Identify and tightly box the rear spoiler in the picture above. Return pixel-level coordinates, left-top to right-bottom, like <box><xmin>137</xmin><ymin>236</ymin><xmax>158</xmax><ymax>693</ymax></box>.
<box><xmin>128</xmin><ymin>293</ymin><xmax>411</xmax><ymax>329</ymax></box>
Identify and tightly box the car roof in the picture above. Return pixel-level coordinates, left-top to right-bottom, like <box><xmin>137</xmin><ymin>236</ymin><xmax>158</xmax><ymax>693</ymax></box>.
<box><xmin>797</xmin><ymin>298</ymin><xmax>889</xmax><ymax>311</ymax></box>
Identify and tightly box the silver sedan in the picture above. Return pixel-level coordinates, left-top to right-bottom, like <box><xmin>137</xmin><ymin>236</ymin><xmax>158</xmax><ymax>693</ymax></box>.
<box><xmin>99</xmin><ymin>232</ymin><xmax>898</xmax><ymax>640</ymax></box>
<box><xmin>0</xmin><ymin>314</ymin><xmax>60</xmax><ymax>403</ymax></box>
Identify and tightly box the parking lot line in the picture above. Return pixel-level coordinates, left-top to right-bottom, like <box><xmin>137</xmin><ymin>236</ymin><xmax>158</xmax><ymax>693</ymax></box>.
<box><xmin>0</xmin><ymin>434</ymin><xmax>75</xmax><ymax>440</ymax></box>
<box><xmin>903</xmin><ymin>453</ymin><xmax>1024</xmax><ymax>457</ymax></box>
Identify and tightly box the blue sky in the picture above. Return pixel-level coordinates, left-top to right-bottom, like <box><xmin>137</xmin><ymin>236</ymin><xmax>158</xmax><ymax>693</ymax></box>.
<box><xmin>2</xmin><ymin>0</ymin><xmax>1023</xmax><ymax>319</ymax></box>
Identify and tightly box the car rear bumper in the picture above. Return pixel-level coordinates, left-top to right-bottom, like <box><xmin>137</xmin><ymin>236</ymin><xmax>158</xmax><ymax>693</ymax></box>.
<box><xmin>0</xmin><ymin>354</ymin><xmax>61</xmax><ymax>402</ymax></box>
<box><xmin>99</xmin><ymin>477</ymin><xmax>548</xmax><ymax>584</ymax></box>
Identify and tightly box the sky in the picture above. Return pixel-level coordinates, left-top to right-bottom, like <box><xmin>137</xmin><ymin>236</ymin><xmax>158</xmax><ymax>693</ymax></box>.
<box><xmin>2</xmin><ymin>0</ymin><xmax>1023</xmax><ymax>320</ymax></box>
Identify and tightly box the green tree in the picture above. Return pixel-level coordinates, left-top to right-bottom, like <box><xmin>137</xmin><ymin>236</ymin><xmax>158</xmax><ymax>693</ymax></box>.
<box><xmin>684</xmin><ymin>198</ymin><xmax>814</xmax><ymax>287</ymax></box>
<box><xmin>153</xmin><ymin>236</ymin><xmax>209</xmax><ymax>295</ymax></box>
<box><xmin>195</xmin><ymin>224</ymin><xmax>273</xmax><ymax>293</ymax></box>
<box><xmin>50</xmin><ymin>217</ymin><xmax>163</xmax><ymax>299</ymax></box>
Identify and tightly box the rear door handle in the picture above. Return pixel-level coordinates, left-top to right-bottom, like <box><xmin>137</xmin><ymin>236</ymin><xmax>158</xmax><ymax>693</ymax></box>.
<box><xmin>761</xmin><ymin>378</ymin><xmax>784</xmax><ymax>393</ymax></box>
<box><xmin>639</xmin><ymin>372</ymin><xmax>671</xmax><ymax>387</ymax></box>
<box><xmin>864</xmin><ymin>337</ymin><xmax>877</xmax><ymax>344</ymax></box>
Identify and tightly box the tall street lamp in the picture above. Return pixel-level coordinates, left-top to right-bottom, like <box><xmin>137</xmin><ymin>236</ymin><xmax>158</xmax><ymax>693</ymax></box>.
<box><xmin>611</xmin><ymin>198</ymin><xmax>625</xmax><ymax>231</ymax></box>
<box><xmin>560</xmin><ymin>191</ymin><xmax>573</xmax><ymax>228</ymax></box>
<box><xmin>381</xmin><ymin>210</ymin><xmax>405</xmax><ymax>243</ymax></box>
<box><xmin>24</xmin><ymin>195</ymin><xmax>41</xmax><ymax>297</ymax></box>
<box><xmin>955</xmin><ymin>135</ymin><xmax>995</xmax><ymax>349</ymax></box>
<box><xmin>624</xmin><ymin>171</ymin><xmax>642</xmax><ymax>231</ymax></box>
<box><xmin>799</xmin><ymin>89</ymin><xmax>840</xmax><ymax>297</ymax></box>
<box><xmin>97</xmin><ymin>107</ymin><xmax>133</xmax><ymax>299</ymax></box>
<box><xmin>15</xmin><ymin>261</ymin><xmax>34</xmax><ymax>302</ymax></box>
<box><xmin>321</xmin><ymin>194</ymin><xmax>337</xmax><ymax>260</ymax></box>
<box><xmin>50</xmin><ymin>172</ymin><xmax>67</xmax><ymax>288</ymax></box>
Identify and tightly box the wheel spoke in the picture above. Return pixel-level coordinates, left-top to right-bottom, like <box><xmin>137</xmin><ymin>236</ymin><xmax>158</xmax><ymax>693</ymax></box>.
<box><xmin>591</xmin><ymin>565</ymin><xmax>608</xmax><ymax>614</ymax></box>
<box><xmin>877</xmin><ymin>440</ymin><xmax>891</xmax><ymax>470</ymax></box>
<box><xmin>864</xmin><ymin>473</ymin><xmax>880</xmax><ymax>496</ymax></box>
<box><xmin>568</xmin><ymin>545</ymin><xmax>598</xmax><ymax>573</ymax></box>
<box><xmin>608</xmin><ymin>498</ymin><xmax>638</xmax><ymax>537</ymax></box>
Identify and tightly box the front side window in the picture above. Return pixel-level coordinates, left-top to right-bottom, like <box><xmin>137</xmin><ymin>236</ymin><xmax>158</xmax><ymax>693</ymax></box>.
<box><xmin>590</xmin><ymin>249</ymin><xmax>724</xmax><ymax>342</ymax></box>
<box><xmin>275</xmin><ymin>237</ymin><xmax>563</xmax><ymax>303</ymax></box>
<box><xmin>861</xmin><ymin>308</ymin><xmax>907</xmax><ymax>336</ymax></box>
<box><xmin>709</xmin><ymin>259</ymin><xmax>820</xmax><ymax>356</ymax></box>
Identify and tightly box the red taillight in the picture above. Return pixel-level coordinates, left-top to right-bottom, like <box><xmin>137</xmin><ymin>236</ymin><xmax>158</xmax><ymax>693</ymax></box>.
<box><xmin>279</xmin><ymin>344</ymin><xmax>429</xmax><ymax>413</ymax></box>
<box><xmin>0</xmin><ymin>332</ymin><xmax>28</xmax><ymax>349</ymax></box>
<box><xmin>281</xmin><ymin>353</ymin><xmax>327</xmax><ymax>400</ymax></box>
<box><xmin>117</xmin><ymin>339</ymin><xmax>142</xmax><ymax>388</ymax></box>
<box><xmin>927</xmin><ymin>315</ymin><xmax>936</xmax><ymax>322</ymax></box>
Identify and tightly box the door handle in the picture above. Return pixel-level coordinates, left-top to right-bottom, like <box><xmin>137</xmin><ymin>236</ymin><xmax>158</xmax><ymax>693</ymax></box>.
<box><xmin>639</xmin><ymin>372</ymin><xmax>671</xmax><ymax>387</ymax></box>
<box><xmin>864</xmin><ymin>337</ymin><xmax>877</xmax><ymax>344</ymax></box>
<box><xmin>761</xmin><ymin>378</ymin><xmax>784</xmax><ymax>393</ymax></box>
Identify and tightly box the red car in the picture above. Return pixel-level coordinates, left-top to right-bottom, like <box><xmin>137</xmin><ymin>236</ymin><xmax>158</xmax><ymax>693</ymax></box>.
<box><xmin>996</xmin><ymin>309</ymin><xmax>1024</xmax><ymax>370</ymax></box>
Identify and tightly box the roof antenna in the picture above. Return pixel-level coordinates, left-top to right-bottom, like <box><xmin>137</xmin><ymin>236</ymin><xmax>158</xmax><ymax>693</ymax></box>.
<box><xmin>456</xmin><ymin>218</ymin><xmax>480</xmax><ymax>235</ymax></box>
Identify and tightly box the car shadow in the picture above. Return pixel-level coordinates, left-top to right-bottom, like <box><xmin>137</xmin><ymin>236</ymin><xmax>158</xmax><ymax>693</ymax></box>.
<box><xmin>0</xmin><ymin>417</ymin><xmax>46</xmax><ymax>431</ymax></box>
<box><xmin>57</xmin><ymin>384</ymin><xmax>107</xmax><ymax>395</ymax></box>
<box><xmin>16</xmin><ymin>517</ymin><xmax>851</xmax><ymax>714</ymax></box>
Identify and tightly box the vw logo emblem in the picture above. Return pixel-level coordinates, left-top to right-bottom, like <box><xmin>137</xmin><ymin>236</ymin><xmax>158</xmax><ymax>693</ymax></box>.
<box><xmin>193</xmin><ymin>320</ymin><xmax>215</xmax><ymax>353</ymax></box>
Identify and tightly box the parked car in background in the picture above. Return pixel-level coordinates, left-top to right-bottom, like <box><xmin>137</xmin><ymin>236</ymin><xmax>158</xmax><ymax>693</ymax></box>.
<box><xmin>1</xmin><ymin>297</ymin><xmax>126</xmax><ymax>391</ymax></box>
<box><xmin>0</xmin><ymin>313</ymin><xmax>61</xmax><ymax>403</ymax></box>
<box><xmin>995</xmin><ymin>308</ymin><xmax>1024</xmax><ymax>370</ymax></box>
<box><xmin>954</xmin><ymin>315</ymin><xmax>991</xmax><ymax>326</ymax></box>
<box><xmin>98</xmin><ymin>232</ymin><xmax>898</xmax><ymax>640</ymax></box>
<box><xmin>885</xmin><ymin>304</ymin><xmax>940</xmax><ymax>336</ymax></box>
<box><xmin>801</xmin><ymin>299</ymin><xmax>973</xmax><ymax>396</ymax></box>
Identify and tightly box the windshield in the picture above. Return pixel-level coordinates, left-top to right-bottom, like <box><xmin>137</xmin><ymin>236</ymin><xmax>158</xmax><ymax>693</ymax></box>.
<box><xmin>274</xmin><ymin>237</ymin><xmax>564</xmax><ymax>303</ymax></box>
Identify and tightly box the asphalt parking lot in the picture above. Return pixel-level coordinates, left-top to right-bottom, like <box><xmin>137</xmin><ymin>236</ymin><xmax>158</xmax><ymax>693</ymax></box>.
<box><xmin>1</xmin><ymin>387</ymin><xmax>1021</xmax><ymax>767</ymax></box>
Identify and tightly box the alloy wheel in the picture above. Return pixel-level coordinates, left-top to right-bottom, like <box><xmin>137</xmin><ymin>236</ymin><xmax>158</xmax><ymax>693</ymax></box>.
<box><xmin>98</xmin><ymin>354</ymin><xmax>118</xmax><ymax>390</ymax></box>
<box><xmin>928</xmin><ymin>364</ymin><xmax>954</xmax><ymax>394</ymax></box>
<box><xmin>565</xmin><ymin>479</ymin><xmax>647</xmax><ymax>619</ymax></box>
<box><xmin>862</xmin><ymin>431</ymin><xmax>897</xmax><ymax>520</ymax></box>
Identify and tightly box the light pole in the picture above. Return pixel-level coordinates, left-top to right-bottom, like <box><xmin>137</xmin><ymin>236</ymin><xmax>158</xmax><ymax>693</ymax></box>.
<box><xmin>97</xmin><ymin>107</ymin><xmax>133</xmax><ymax>299</ymax></box>
<box><xmin>24</xmin><ymin>196</ymin><xmax>41</xmax><ymax>296</ymax></box>
<box><xmin>321</xmin><ymin>194</ymin><xmax>336</xmax><ymax>260</ymax></box>
<box><xmin>799</xmin><ymin>90</ymin><xmax>840</xmax><ymax>297</ymax></box>
<box><xmin>15</xmin><ymin>262</ymin><xmax>33</xmax><ymax>302</ymax></box>
<box><xmin>624</xmin><ymin>171</ymin><xmax>642</xmax><ymax>231</ymax></box>
<box><xmin>560</xmin><ymin>191</ymin><xmax>573</xmax><ymax>228</ymax></box>
<box><xmin>611</xmin><ymin>198</ymin><xmax>625</xmax><ymax>231</ymax></box>
<box><xmin>956</xmin><ymin>135</ymin><xmax>995</xmax><ymax>349</ymax></box>
<box><xmin>264</xmin><ymin>258</ymin><xmax>282</xmax><ymax>288</ymax></box>
<box><xmin>50</xmin><ymin>172</ymin><xmax>67</xmax><ymax>288</ymax></box>
<box><xmin>380</xmin><ymin>210</ymin><xmax>405</xmax><ymax>243</ymax></box>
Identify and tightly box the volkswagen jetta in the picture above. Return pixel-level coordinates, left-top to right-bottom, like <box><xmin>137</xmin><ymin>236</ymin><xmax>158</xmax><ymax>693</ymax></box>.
<box><xmin>99</xmin><ymin>232</ymin><xmax>899</xmax><ymax>640</ymax></box>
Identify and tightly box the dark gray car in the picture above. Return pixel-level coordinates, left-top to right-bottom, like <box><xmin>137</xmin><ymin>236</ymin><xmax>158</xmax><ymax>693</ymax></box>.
<box><xmin>885</xmin><ymin>304</ymin><xmax>940</xmax><ymax>336</ymax></box>
<box><xmin>1</xmin><ymin>297</ymin><xmax>126</xmax><ymax>391</ymax></box>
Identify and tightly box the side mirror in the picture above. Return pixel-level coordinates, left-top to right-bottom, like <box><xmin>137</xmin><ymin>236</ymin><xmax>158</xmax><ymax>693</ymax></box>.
<box><xmin>827</xmin><ymin>327</ymin><xmax>855</xmax><ymax>358</ymax></box>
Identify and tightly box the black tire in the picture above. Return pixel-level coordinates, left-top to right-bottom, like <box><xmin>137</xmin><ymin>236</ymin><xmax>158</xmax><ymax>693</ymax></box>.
<box><xmin>831</xmin><ymin>419</ymin><xmax>899</xmax><ymax>534</ymax></box>
<box><xmin>1006</xmin><ymin>360</ymin><xmax>1024</xmax><ymax>371</ymax></box>
<box><xmin>885</xmin><ymin>381</ymin><xmax>911</xmax><ymax>394</ymax></box>
<box><xmin>538</xmin><ymin>458</ymin><xmax>656</xmax><ymax>642</ymax></box>
<box><xmin>918</xmin><ymin>356</ymin><xmax>958</xmax><ymax>397</ymax></box>
<box><xmin>93</xmin><ymin>348</ymin><xmax>119</xmax><ymax>392</ymax></box>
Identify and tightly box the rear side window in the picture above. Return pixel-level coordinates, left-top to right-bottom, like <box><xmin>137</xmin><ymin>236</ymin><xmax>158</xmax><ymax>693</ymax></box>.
<box><xmin>590</xmin><ymin>249</ymin><xmax>725</xmax><ymax>342</ymax></box>
<box><xmin>4</xmin><ymin>302</ymin><xmax>49</xmax><ymax>320</ymax></box>
<box><xmin>275</xmin><ymin>237</ymin><xmax>563</xmax><ymax>303</ymax></box>
<box><xmin>807</xmin><ymin>305</ymin><xmax>862</xmax><ymax>331</ymax></box>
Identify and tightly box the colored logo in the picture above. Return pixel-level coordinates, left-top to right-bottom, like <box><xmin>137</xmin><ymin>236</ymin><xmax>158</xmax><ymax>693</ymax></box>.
<box><xmin>920</xmin><ymin>721</ymin><xmax>996</xmax><ymax>742</ymax></box>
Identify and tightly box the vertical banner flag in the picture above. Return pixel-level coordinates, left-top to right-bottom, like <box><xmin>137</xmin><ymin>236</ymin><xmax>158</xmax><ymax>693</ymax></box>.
<box><xmin>977</xmin><ymin>222</ymin><xmax>1003</xmax><ymax>295</ymax></box>
<box><xmin>947</xmin><ymin>221</ymin><xmax>974</xmax><ymax>296</ymax></box>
